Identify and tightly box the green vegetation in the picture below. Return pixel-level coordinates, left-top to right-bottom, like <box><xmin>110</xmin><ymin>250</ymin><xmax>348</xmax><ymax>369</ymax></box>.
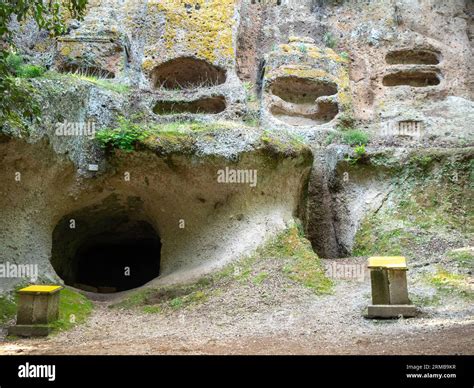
<box><xmin>142</xmin><ymin>305</ymin><xmax>162</xmax><ymax>314</ymax></box>
<box><xmin>112</xmin><ymin>288</ymin><xmax>153</xmax><ymax>310</ymax></box>
<box><xmin>96</xmin><ymin>117</ymin><xmax>150</xmax><ymax>152</ymax></box>
<box><xmin>113</xmin><ymin>284</ymin><xmax>211</xmax><ymax>314</ymax></box>
<box><xmin>0</xmin><ymin>0</ymin><xmax>87</xmax><ymax>128</ymax></box>
<box><xmin>354</xmin><ymin>144</ymin><xmax>366</xmax><ymax>157</ymax></box>
<box><xmin>324</xmin><ymin>131</ymin><xmax>341</xmax><ymax>145</ymax></box>
<box><xmin>425</xmin><ymin>268</ymin><xmax>473</xmax><ymax>301</ymax></box>
<box><xmin>408</xmin><ymin>154</ymin><xmax>436</xmax><ymax>171</ymax></box>
<box><xmin>323</xmin><ymin>32</ymin><xmax>337</xmax><ymax>48</ymax></box>
<box><xmin>143</xmin><ymin>120</ymin><xmax>247</xmax><ymax>154</ymax></box>
<box><xmin>345</xmin><ymin>144</ymin><xmax>367</xmax><ymax>165</ymax></box>
<box><xmin>148</xmin><ymin>120</ymin><xmax>238</xmax><ymax>134</ymax></box>
<box><xmin>327</xmin><ymin>115</ymin><xmax>368</xmax><ymax>149</ymax></box>
<box><xmin>340</xmin><ymin>51</ymin><xmax>350</xmax><ymax>61</ymax></box>
<box><xmin>1</xmin><ymin>288</ymin><xmax>93</xmax><ymax>333</ymax></box>
<box><xmin>0</xmin><ymin>294</ymin><xmax>17</xmax><ymax>325</ymax></box>
<box><xmin>339</xmin><ymin>129</ymin><xmax>370</xmax><ymax>164</ymax></box>
<box><xmin>242</xmin><ymin>109</ymin><xmax>260</xmax><ymax>127</ymax></box>
<box><xmin>353</xmin><ymin>220</ymin><xmax>413</xmax><ymax>256</ymax></box>
<box><xmin>42</xmin><ymin>70</ymin><xmax>130</xmax><ymax>93</ymax></box>
<box><xmin>255</xmin><ymin>226</ymin><xmax>333</xmax><ymax>294</ymax></box>
<box><xmin>70</xmin><ymin>73</ymin><xmax>130</xmax><ymax>94</ymax></box>
<box><xmin>6</xmin><ymin>53</ymin><xmax>45</xmax><ymax>78</ymax></box>
<box><xmin>252</xmin><ymin>272</ymin><xmax>269</xmax><ymax>285</ymax></box>
<box><xmin>354</xmin><ymin>185</ymin><xmax>468</xmax><ymax>257</ymax></box>
<box><xmin>96</xmin><ymin>117</ymin><xmax>252</xmax><ymax>153</ymax></box>
<box><xmin>260</xmin><ymin>129</ymin><xmax>308</xmax><ymax>158</ymax></box>
<box><xmin>50</xmin><ymin>288</ymin><xmax>93</xmax><ymax>332</ymax></box>
<box><xmin>342</xmin><ymin>130</ymin><xmax>370</xmax><ymax>146</ymax></box>
<box><xmin>353</xmin><ymin>150</ymin><xmax>472</xmax><ymax>257</ymax></box>
<box><xmin>447</xmin><ymin>249</ymin><xmax>474</xmax><ymax>268</ymax></box>
<box><xmin>243</xmin><ymin>81</ymin><xmax>257</xmax><ymax>103</ymax></box>
<box><xmin>114</xmin><ymin>226</ymin><xmax>333</xmax><ymax>314</ymax></box>
<box><xmin>409</xmin><ymin>293</ymin><xmax>441</xmax><ymax>307</ymax></box>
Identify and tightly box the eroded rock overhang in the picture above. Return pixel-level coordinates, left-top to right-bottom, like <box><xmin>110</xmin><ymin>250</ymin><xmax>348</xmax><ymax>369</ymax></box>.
<box><xmin>0</xmin><ymin>82</ymin><xmax>313</xmax><ymax>292</ymax></box>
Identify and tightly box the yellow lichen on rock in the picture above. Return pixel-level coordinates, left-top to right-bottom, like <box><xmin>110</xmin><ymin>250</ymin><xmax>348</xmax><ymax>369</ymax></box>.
<box><xmin>277</xmin><ymin>66</ymin><xmax>330</xmax><ymax>80</ymax></box>
<box><xmin>324</xmin><ymin>47</ymin><xmax>348</xmax><ymax>63</ymax></box>
<box><xmin>336</xmin><ymin>66</ymin><xmax>351</xmax><ymax>109</ymax></box>
<box><xmin>148</xmin><ymin>0</ymin><xmax>236</xmax><ymax>64</ymax></box>
<box><xmin>142</xmin><ymin>59</ymin><xmax>155</xmax><ymax>72</ymax></box>
<box><xmin>59</xmin><ymin>45</ymin><xmax>72</xmax><ymax>56</ymax></box>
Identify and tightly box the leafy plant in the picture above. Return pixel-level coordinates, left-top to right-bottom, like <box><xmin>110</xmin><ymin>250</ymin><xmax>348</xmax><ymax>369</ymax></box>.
<box><xmin>6</xmin><ymin>53</ymin><xmax>45</xmax><ymax>78</ymax></box>
<box><xmin>95</xmin><ymin>117</ymin><xmax>149</xmax><ymax>152</ymax></box>
<box><xmin>354</xmin><ymin>144</ymin><xmax>366</xmax><ymax>157</ymax></box>
<box><xmin>18</xmin><ymin>63</ymin><xmax>45</xmax><ymax>78</ymax></box>
<box><xmin>323</xmin><ymin>32</ymin><xmax>337</xmax><ymax>48</ymax></box>
<box><xmin>5</xmin><ymin>52</ymin><xmax>23</xmax><ymax>73</ymax></box>
<box><xmin>0</xmin><ymin>0</ymin><xmax>88</xmax><ymax>128</ymax></box>
<box><xmin>344</xmin><ymin>144</ymin><xmax>367</xmax><ymax>164</ymax></box>
<box><xmin>342</xmin><ymin>130</ymin><xmax>370</xmax><ymax>146</ymax></box>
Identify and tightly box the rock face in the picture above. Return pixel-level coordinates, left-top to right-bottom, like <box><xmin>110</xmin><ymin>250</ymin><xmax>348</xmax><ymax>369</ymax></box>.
<box><xmin>1</xmin><ymin>0</ymin><xmax>472</xmax><ymax>292</ymax></box>
<box><xmin>261</xmin><ymin>36</ymin><xmax>350</xmax><ymax>132</ymax></box>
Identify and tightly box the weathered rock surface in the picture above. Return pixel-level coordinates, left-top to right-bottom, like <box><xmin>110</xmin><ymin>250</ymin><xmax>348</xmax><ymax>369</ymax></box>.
<box><xmin>1</xmin><ymin>0</ymin><xmax>472</xmax><ymax>293</ymax></box>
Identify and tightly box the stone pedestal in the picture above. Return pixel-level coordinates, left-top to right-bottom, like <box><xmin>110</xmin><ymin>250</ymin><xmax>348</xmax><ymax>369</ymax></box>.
<box><xmin>8</xmin><ymin>285</ymin><xmax>62</xmax><ymax>337</ymax></box>
<box><xmin>366</xmin><ymin>257</ymin><xmax>417</xmax><ymax>319</ymax></box>
<box><xmin>367</xmin><ymin>304</ymin><xmax>418</xmax><ymax>318</ymax></box>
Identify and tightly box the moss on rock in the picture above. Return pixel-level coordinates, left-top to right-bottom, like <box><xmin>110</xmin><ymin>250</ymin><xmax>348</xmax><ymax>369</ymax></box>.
<box><xmin>352</xmin><ymin>148</ymin><xmax>473</xmax><ymax>258</ymax></box>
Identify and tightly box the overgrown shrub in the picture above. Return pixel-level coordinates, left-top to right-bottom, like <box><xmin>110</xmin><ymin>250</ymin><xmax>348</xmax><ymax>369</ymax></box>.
<box><xmin>6</xmin><ymin>53</ymin><xmax>45</xmax><ymax>78</ymax></box>
<box><xmin>342</xmin><ymin>130</ymin><xmax>370</xmax><ymax>146</ymax></box>
<box><xmin>95</xmin><ymin>117</ymin><xmax>150</xmax><ymax>152</ymax></box>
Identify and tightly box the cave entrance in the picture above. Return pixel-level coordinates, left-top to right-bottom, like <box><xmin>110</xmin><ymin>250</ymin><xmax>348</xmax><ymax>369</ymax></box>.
<box><xmin>51</xmin><ymin>197</ymin><xmax>161</xmax><ymax>293</ymax></box>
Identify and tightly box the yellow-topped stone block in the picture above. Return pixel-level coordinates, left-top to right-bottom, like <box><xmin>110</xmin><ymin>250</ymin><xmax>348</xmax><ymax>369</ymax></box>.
<box><xmin>18</xmin><ymin>285</ymin><xmax>63</xmax><ymax>294</ymax></box>
<box><xmin>9</xmin><ymin>285</ymin><xmax>63</xmax><ymax>336</ymax></box>
<box><xmin>368</xmin><ymin>256</ymin><xmax>407</xmax><ymax>269</ymax></box>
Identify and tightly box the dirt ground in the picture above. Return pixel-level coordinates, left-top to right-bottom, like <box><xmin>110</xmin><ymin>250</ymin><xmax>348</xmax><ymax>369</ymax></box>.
<box><xmin>1</xmin><ymin>256</ymin><xmax>472</xmax><ymax>355</ymax></box>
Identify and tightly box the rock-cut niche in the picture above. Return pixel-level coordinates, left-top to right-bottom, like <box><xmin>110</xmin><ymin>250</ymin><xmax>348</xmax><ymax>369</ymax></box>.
<box><xmin>383</xmin><ymin>49</ymin><xmax>441</xmax><ymax>87</ymax></box>
<box><xmin>153</xmin><ymin>96</ymin><xmax>226</xmax><ymax>115</ymax></box>
<box><xmin>151</xmin><ymin>57</ymin><xmax>227</xmax><ymax>89</ymax></box>
<box><xmin>269</xmin><ymin>76</ymin><xmax>339</xmax><ymax>126</ymax></box>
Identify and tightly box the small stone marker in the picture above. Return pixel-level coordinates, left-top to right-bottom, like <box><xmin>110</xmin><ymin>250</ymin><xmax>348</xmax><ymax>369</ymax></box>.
<box><xmin>366</xmin><ymin>256</ymin><xmax>417</xmax><ymax>318</ymax></box>
<box><xmin>8</xmin><ymin>285</ymin><xmax>63</xmax><ymax>337</ymax></box>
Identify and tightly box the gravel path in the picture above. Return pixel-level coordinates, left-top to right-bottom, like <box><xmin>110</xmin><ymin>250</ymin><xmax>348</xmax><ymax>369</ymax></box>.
<box><xmin>1</xmin><ymin>257</ymin><xmax>472</xmax><ymax>355</ymax></box>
